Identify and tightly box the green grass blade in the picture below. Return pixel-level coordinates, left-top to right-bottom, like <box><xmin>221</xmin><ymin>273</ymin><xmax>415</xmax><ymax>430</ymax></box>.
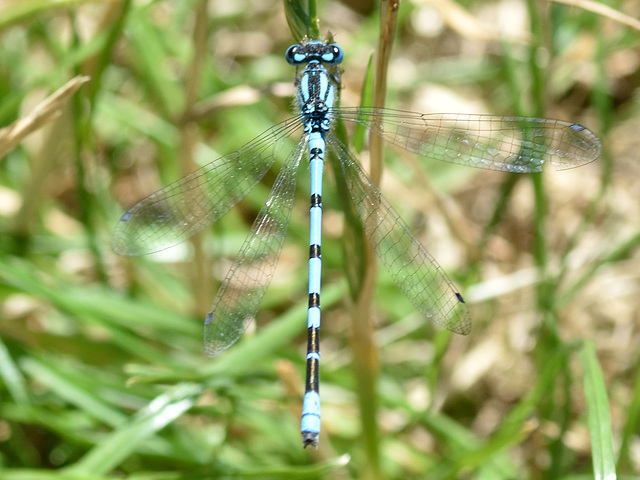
<box><xmin>0</xmin><ymin>0</ymin><xmax>91</xmax><ymax>28</ymax></box>
<box><xmin>351</xmin><ymin>52</ymin><xmax>374</xmax><ymax>153</ymax></box>
<box><xmin>617</xmin><ymin>356</ymin><xmax>640</xmax><ymax>474</ymax></box>
<box><xmin>580</xmin><ymin>340</ymin><xmax>617</xmax><ymax>480</ymax></box>
<box><xmin>0</xmin><ymin>337</ymin><xmax>31</xmax><ymax>405</ymax></box>
<box><xmin>65</xmin><ymin>383</ymin><xmax>201</xmax><ymax>475</ymax></box>
<box><xmin>284</xmin><ymin>0</ymin><xmax>319</xmax><ymax>41</ymax></box>
<box><xmin>21</xmin><ymin>356</ymin><xmax>127</xmax><ymax>427</ymax></box>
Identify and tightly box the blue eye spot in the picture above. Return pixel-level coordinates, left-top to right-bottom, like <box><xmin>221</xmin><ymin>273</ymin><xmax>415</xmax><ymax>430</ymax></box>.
<box><xmin>286</xmin><ymin>44</ymin><xmax>304</xmax><ymax>65</ymax></box>
<box><xmin>330</xmin><ymin>45</ymin><xmax>343</xmax><ymax>64</ymax></box>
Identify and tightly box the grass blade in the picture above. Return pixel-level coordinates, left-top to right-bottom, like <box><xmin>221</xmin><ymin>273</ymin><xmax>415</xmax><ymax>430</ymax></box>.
<box><xmin>580</xmin><ymin>340</ymin><xmax>617</xmax><ymax>480</ymax></box>
<box><xmin>65</xmin><ymin>383</ymin><xmax>201</xmax><ymax>475</ymax></box>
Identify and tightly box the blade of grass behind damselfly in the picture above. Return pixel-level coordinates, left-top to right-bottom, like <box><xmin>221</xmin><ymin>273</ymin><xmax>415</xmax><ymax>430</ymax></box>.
<box><xmin>580</xmin><ymin>340</ymin><xmax>617</xmax><ymax>480</ymax></box>
<box><xmin>284</xmin><ymin>0</ymin><xmax>320</xmax><ymax>41</ymax></box>
<box><xmin>64</xmin><ymin>383</ymin><xmax>200</xmax><ymax>476</ymax></box>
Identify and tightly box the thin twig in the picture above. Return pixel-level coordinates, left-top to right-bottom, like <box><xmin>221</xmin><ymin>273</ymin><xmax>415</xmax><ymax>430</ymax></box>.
<box><xmin>0</xmin><ymin>76</ymin><xmax>90</xmax><ymax>159</ymax></box>
<box><xmin>554</xmin><ymin>0</ymin><xmax>640</xmax><ymax>31</ymax></box>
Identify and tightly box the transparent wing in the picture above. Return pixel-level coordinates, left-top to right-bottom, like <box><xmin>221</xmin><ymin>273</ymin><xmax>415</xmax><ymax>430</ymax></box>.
<box><xmin>204</xmin><ymin>136</ymin><xmax>307</xmax><ymax>357</ymax></box>
<box><xmin>333</xmin><ymin>107</ymin><xmax>601</xmax><ymax>173</ymax></box>
<box><xmin>327</xmin><ymin>131</ymin><xmax>471</xmax><ymax>335</ymax></box>
<box><xmin>112</xmin><ymin>116</ymin><xmax>302</xmax><ymax>256</ymax></box>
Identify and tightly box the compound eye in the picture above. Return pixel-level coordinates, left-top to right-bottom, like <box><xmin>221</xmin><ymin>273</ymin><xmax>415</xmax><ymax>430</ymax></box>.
<box><xmin>285</xmin><ymin>44</ymin><xmax>305</xmax><ymax>65</ymax></box>
<box><xmin>320</xmin><ymin>44</ymin><xmax>343</xmax><ymax>64</ymax></box>
<box><xmin>329</xmin><ymin>45</ymin><xmax>344</xmax><ymax>64</ymax></box>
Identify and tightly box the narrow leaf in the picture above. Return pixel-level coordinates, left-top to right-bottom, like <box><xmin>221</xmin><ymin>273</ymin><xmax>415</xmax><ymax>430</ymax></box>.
<box><xmin>580</xmin><ymin>340</ymin><xmax>617</xmax><ymax>480</ymax></box>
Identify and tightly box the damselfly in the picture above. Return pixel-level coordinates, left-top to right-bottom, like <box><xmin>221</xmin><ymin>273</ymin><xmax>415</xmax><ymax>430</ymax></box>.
<box><xmin>112</xmin><ymin>40</ymin><xmax>601</xmax><ymax>448</ymax></box>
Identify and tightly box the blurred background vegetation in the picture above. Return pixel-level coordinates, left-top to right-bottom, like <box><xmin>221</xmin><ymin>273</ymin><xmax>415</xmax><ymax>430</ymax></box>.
<box><xmin>1</xmin><ymin>0</ymin><xmax>639</xmax><ymax>478</ymax></box>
